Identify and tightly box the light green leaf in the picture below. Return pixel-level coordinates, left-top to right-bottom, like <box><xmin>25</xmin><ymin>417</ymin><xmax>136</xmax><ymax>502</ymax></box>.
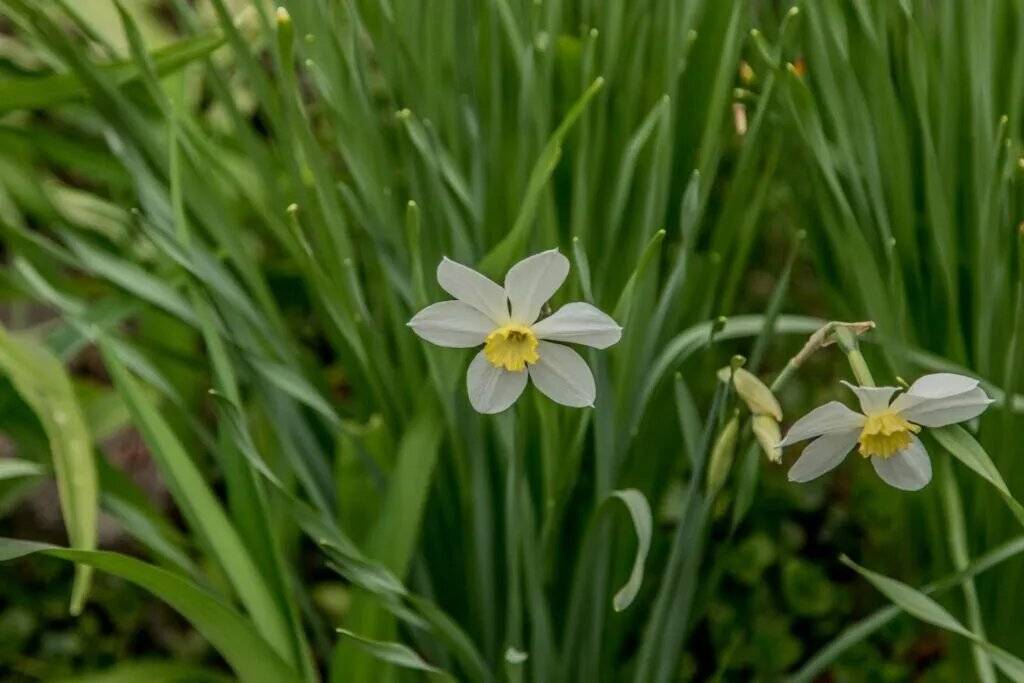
<box><xmin>932</xmin><ymin>425</ymin><xmax>1024</xmax><ymax>528</ymax></box>
<box><xmin>0</xmin><ymin>324</ymin><xmax>97</xmax><ymax>614</ymax></box>
<box><xmin>337</xmin><ymin>628</ymin><xmax>452</xmax><ymax>679</ymax></box>
<box><xmin>607</xmin><ymin>489</ymin><xmax>653</xmax><ymax>612</ymax></box>
<box><xmin>0</xmin><ymin>458</ymin><xmax>46</xmax><ymax>481</ymax></box>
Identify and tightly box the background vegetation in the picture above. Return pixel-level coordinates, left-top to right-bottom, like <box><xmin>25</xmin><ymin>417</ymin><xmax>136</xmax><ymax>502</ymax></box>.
<box><xmin>0</xmin><ymin>0</ymin><xmax>1023</xmax><ymax>680</ymax></box>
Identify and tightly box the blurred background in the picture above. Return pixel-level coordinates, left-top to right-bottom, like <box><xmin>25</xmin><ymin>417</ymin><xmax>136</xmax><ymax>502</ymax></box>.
<box><xmin>0</xmin><ymin>0</ymin><xmax>1023</xmax><ymax>681</ymax></box>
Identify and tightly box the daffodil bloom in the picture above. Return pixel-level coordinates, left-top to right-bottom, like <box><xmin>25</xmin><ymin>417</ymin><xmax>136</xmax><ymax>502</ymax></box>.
<box><xmin>408</xmin><ymin>249</ymin><xmax>622</xmax><ymax>414</ymax></box>
<box><xmin>781</xmin><ymin>373</ymin><xmax>992</xmax><ymax>491</ymax></box>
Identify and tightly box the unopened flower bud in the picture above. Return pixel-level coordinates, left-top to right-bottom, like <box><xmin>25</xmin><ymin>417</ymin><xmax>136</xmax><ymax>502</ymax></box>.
<box><xmin>752</xmin><ymin>414</ymin><xmax>782</xmax><ymax>463</ymax></box>
<box><xmin>706</xmin><ymin>413</ymin><xmax>740</xmax><ymax>495</ymax></box>
<box><xmin>732</xmin><ymin>367</ymin><xmax>782</xmax><ymax>420</ymax></box>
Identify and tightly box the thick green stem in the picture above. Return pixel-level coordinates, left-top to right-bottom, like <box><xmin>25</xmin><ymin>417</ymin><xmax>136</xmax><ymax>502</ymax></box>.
<box><xmin>833</xmin><ymin>326</ymin><xmax>876</xmax><ymax>387</ymax></box>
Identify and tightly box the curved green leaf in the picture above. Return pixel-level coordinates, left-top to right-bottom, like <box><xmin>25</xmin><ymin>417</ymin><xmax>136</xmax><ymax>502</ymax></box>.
<box><xmin>0</xmin><ymin>538</ymin><xmax>299</xmax><ymax>683</ymax></box>
<box><xmin>608</xmin><ymin>489</ymin><xmax>653</xmax><ymax>612</ymax></box>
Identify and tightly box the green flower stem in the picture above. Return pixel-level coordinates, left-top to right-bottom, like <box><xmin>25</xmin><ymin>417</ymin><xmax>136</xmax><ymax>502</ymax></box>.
<box><xmin>833</xmin><ymin>326</ymin><xmax>876</xmax><ymax>387</ymax></box>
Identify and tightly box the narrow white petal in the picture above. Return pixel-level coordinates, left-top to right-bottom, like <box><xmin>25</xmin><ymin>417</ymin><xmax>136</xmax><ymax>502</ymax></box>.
<box><xmin>779</xmin><ymin>401</ymin><xmax>865</xmax><ymax>447</ymax></box>
<box><xmin>895</xmin><ymin>387</ymin><xmax>993</xmax><ymax>427</ymax></box>
<box><xmin>840</xmin><ymin>381</ymin><xmax>898</xmax><ymax>415</ymax></box>
<box><xmin>871</xmin><ymin>437</ymin><xmax>932</xmax><ymax>491</ymax></box>
<box><xmin>903</xmin><ymin>373</ymin><xmax>980</xmax><ymax>400</ymax></box>
<box><xmin>437</xmin><ymin>257</ymin><xmax>509</xmax><ymax>324</ymax></box>
<box><xmin>528</xmin><ymin>341</ymin><xmax>595</xmax><ymax>408</ymax></box>
<box><xmin>787</xmin><ymin>429</ymin><xmax>860</xmax><ymax>483</ymax></box>
<box><xmin>505</xmin><ymin>249</ymin><xmax>570</xmax><ymax>324</ymax></box>
<box><xmin>531</xmin><ymin>302</ymin><xmax>622</xmax><ymax>349</ymax></box>
<box><xmin>408</xmin><ymin>301</ymin><xmax>495</xmax><ymax>348</ymax></box>
<box><xmin>466</xmin><ymin>351</ymin><xmax>528</xmax><ymax>414</ymax></box>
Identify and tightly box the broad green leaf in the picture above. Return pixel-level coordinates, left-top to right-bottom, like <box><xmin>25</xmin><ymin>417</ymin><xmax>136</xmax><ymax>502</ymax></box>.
<box><xmin>0</xmin><ymin>323</ymin><xmax>97</xmax><ymax>614</ymax></box>
<box><xmin>0</xmin><ymin>538</ymin><xmax>299</xmax><ymax>683</ymax></box>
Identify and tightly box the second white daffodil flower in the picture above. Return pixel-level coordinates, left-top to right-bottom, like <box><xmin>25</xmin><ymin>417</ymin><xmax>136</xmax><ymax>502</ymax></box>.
<box><xmin>408</xmin><ymin>249</ymin><xmax>622</xmax><ymax>414</ymax></box>
<box><xmin>781</xmin><ymin>373</ymin><xmax>992</xmax><ymax>491</ymax></box>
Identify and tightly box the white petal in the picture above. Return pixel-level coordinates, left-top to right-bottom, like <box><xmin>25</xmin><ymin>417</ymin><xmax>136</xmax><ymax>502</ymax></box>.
<box><xmin>528</xmin><ymin>341</ymin><xmax>595</xmax><ymax>408</ymax></box>
<box><xmin>437</xmin><ymin>257</ymin><xmax>509</xmax><ymax>324</ymax></box>
<box><xmin>779</xmin><ymin>401</ymin><xmax>865</xmax><ymax>447</ymax></box>
<box><xmin>787</xmin><ymin>429</ymin><xmax>860</xmax><ymax>483</ymax></box>
<box><xmin>895</xmin><ymin>387</ymin><xmax>993</xmax><ymax>428</ymax></box>
<box><xmin>531</xmin><ymin>302</ymin><xmax>622</xmax><ymax>349</ymax></box>
<box><xmin>504</xmin><ymin>249</ymin><xmax>570</xmax><ymax>324</ymax></box>
<box><xmin>903</xmin><ymin>373</ymin><xmax>979</xmax><ymax>400</ymax></box>
<box><xmin>466</xmin><ymin>351</ymin><xmax>528</xmax><ymax>414</ymax></box>
<box><xmin>871</xmin><ymin>437</ymin><xmax>932</xmax><ymax>491</ymax></box>
<box><xmin>408</xmin><ymin>301</ymin><xmax>495</xmax><ymax>348</ymax></box>
<box><xmin>840</xmin><ymin>381</ymin><xmax>898</xmax><ymax>414</ymax></box>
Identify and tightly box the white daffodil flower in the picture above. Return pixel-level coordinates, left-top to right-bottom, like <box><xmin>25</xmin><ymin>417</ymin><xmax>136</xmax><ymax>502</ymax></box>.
<box><xmin>408</xmin><ymin>249</ymin><xmax>622</xmax><ymax>414</ymax></box>
<box><xmin>781</xmin><ymin>373</ymin><xmax>993</xmax><ymax>491</ymax></box>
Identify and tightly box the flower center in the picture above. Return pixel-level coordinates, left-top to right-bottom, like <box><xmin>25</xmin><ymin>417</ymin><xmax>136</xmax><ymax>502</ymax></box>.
<box><xmin>484</xmin><ymin>324</ymin><xmax>539</xmax><ymax>372</ymax></box>
<box><xmin>857</xmin><ymin>409</ymin><xmax>920</xmax><ymax>458</ymax></box>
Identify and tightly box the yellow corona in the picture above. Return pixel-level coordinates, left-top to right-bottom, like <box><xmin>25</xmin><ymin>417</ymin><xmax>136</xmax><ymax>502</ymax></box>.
<box><xmin>857</xmin><ymin>410</ymin><xmax>920</xmax><ymax>458</ymax></box>
<box><xmin>483</xmin><ymin>324</ymin><xmax>539</xmax><ymax>372</ymax></box>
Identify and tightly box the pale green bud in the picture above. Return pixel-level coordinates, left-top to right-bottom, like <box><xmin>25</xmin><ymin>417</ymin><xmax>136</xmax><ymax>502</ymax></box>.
<box><xmin>732</xmin><ymin>367</ymin><xmax>782</xmax><ymax>421</ymax></box>
<box><xmin>752</xmin><ymin>414</ymin><xmax>782</xmax><ymax>463</ymax></box>
<box><xmin>706</xmin><ymin>412</ymin><xmax>740</xmax><ymax>495</ymax></box>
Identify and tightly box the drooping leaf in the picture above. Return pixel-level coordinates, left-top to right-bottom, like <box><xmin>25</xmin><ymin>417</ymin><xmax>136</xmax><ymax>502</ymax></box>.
<box><xmin>607</xmin><ymin>489</ymin><xmax>653</xmax><ymax>612</ymax></box>
<box><xmin>0</xmin><ymin>538</ymin><xmax>299</xmax><ymax>683</ymax></box>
